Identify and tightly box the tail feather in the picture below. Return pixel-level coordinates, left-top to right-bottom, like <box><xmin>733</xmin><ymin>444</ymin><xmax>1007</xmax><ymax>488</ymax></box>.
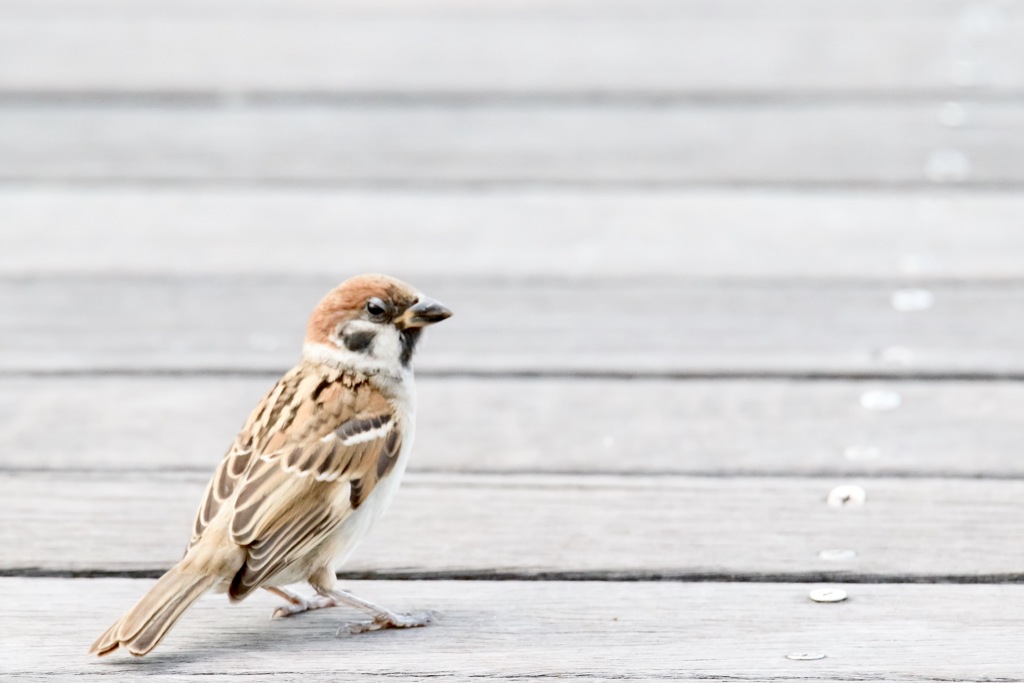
<box><xmin>89</xmin><ymin>564</ymin><xmax>217</xmax><ymax>657</ymax></box>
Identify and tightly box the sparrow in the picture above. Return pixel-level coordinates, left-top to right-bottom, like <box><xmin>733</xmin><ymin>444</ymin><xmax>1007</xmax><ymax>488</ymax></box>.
<box><xmin>90</xmin><ymin>274</ymin><xmax>452</xmax><ymax>657</ymax></box>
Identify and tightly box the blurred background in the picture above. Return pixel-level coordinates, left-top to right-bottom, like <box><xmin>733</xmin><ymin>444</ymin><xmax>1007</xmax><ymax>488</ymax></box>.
<box><xmin>2</xmin><ymin>0</ymin><xmax>1024</xmax><ymax>678</ymax></box>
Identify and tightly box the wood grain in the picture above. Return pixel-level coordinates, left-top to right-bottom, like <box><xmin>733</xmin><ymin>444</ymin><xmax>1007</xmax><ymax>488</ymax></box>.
<box><xmin>1</xmin><ymin>104</ymin><xmax>1022</xmax><ymax>185</ymax></box>
<box><xmin>3</xmin><ymin>578</ymin><xmax>1022</xmax><ymax>680</ymax></box>
<box><xmin>2</xmin><ymin>277</ymin><xmax>1021</xmax><ymax>375</ymax></box>
<box><xmin>4</xmin><ymin>189</ymin><xmax>1024</xmax><ymax>280</ymax></box>
<box><xmin>4</xmin><ymin>471</ymin><xmax>1022</xmax><ymax>577</ymax></box>
<box><xmin>1</xmin><ymin>1</ymin><xmax>1021</xmax><ymax>95</ymax></box>
<box><xmin>3</xmin><ymin>0</ymin><xmax>1021</xmax><ymax>679</ymax></box>
<box><xmin>3</xmin><ymin>376</ymin><xmax>1023</xmax><ymax>477</ymax></box>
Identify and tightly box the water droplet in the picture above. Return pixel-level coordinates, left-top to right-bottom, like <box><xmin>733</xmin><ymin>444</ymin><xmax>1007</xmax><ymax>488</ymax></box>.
<box><xmin>891</xmin><ymin>289</ymin><xmax>934</xmax><ymax>312</ymax></box>
<box><xmin>809</xmin><ymin>588</ymin><xmax>848</xmax><ymax>603</ymax></box>
<box><xmin>827</xmin><ymin>485</ymin><xmax>867</xmax><ymax>508</ymax></box>
<box><xmin>860</xmin><ymin>390</ymin><xmax>902</xmax><ymax>411</ymax></box>
<box><xmin>819</xmin><ymin>549</ymin><xmax>857</xmax><ymax>561</ymax></box>
<box><xmin>786</xmin><ymin>652</ymin><xmax>827</xmax><ymax>661</ymax></box>
<box><xmin>939</xmin><ymin>102</ymin><xmax>967</xmax><ymax>128</ymax></box>
<box><xmin>926</xmin><ymin>149</ymin><xmax>972</xmax><ymax>182</ymax></box>
<box><xmin>602</xmin><ymin>435</ymin><xmax>615</xmax><ymax>449</ymax></box>
<box><xmin>875</xmin><ymin>346</ymin><xmax>915</xmax><ymax>364</ymax></box>
<box><xmin>843</xmin><ymin>446</ymin><xmax>882</xmax><ymax>461</ymax></box>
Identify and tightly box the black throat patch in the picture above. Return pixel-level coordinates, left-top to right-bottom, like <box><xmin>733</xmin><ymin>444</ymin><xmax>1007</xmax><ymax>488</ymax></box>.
<box><xmin>400</xmin><ymin>328</ymin><xmax>421</xmax><ymax>366</ymax></box>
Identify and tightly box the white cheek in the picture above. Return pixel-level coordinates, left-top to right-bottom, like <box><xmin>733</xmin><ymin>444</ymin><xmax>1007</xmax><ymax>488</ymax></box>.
<box><xmin>304</xmin><ymin>322</ymin><xmax>407</xmax><ymax>376</ymax></box>
<box><xmin>334</xmin><ymin>321</ymin><xmax>402</xmax><ymax>364</ymax></box>
<box><xmin>370</xmin><ymin>326</ymin><xmax>403</xmax><ymax>363</ymax></box>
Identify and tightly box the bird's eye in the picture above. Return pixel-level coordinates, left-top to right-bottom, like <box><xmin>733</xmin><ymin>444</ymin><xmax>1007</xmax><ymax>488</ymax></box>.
<box><xmin>365</xmin><ymin>297</ymin><xmax>388</xmax><ymax>320</ymax></box>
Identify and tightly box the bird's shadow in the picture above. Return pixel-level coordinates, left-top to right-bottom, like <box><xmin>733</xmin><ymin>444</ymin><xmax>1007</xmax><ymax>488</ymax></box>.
<box><xmin>86</xmin><ymin>604</ymin><xmax>428</xmax><ymax>671</ymax></box>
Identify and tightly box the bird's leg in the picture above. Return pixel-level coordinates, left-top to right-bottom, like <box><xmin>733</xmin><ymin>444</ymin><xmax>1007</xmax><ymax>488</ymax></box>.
<box><xmin>324</xmin><ymin>588</ymin><xmax>438</xmax><ymax>636</ymax></box>
<box><xmin>264</xmin><ymin>586</ymin><xmax>337</xmax><ymax>619</ymax></box>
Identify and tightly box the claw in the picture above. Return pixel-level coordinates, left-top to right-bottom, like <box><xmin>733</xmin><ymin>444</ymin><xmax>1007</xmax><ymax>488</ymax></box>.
<box><xmin>336</xmin><ymin>610</ymin><xmax>439</xmax><ymax>636</ymax></box>
<box><xmin>270</xmin><ymin>595</ymin><xmax>337</xmax><ymax>620</ymax></box>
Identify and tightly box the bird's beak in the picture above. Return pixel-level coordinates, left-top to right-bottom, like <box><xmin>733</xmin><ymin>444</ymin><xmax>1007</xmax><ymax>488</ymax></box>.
<box><xmin>397</xmin><ymin>297</ymin><xmax>453</xmax><ymax>329</ymax></box>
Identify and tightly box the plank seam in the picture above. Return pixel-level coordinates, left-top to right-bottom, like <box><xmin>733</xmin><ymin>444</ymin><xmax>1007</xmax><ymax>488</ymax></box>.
<box><xmin>5</xmin><ymin>89</ymin><xmax>1024</xmax><ymax>107</ymax></box>
<box><xmin>7</xmin><ymin>273</ymin><xmax>1024</xmax><ymax>289</ymax></box>
<box><xmin>5</xmin><ymin>369</ymin><xmax>1024</xmax><ymax>381</ymax></box>
<box><xmin>6</xmin><ymin>466</ymin><xmax>1024</xmax><ymax>481</ymax></box>
<box><xmin>5</xmin><ymin>568</ymin><xmax>1023</xmax><ymax>584</ymax></box>
<box><xmin>5</xmin><ymin>178</ymin><xmax>1024</xmax><ymax>191</ymax></box>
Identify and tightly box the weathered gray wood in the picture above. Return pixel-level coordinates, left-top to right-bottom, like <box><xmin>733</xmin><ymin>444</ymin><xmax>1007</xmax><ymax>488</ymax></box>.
<box><xmin>2</xmin><ymin>578</ymin><xmax>1022</xmax><ymax>680</ymax></box>
<box><xmin>4</xmin><ymin>376</ymin><xmax>1023</xmax><ymax>477</ymax></box>
<box><xmin>4</xmin><ymin>189</ymin><xmax>1024</xmax><ymax>279</ymax></box>
<box><xmin>3</xmin><ymin>1</ymin><xmax>1020</xmax><ymax>680</ymax></box>
<box><xmin>1</xmin><ymin>277</ymin><xmax>1021</xmax><ymax>375</ymax></box>
<box><xmin>1</xmin><ymin>104</ymin><xmax>1022</xmax><ymax>185</ymax></box>
<box><xmin>1</xmin><ymin>1</ymin><xmax>1021</xmax><ymax>95</ymax></box>
<box><xmin>3</xmin><ymin>471</ymin><xmax>1022</xmax><ymax>576</ymax></box>
<box><xmin>0</xmin><ymin>0</ymin><xmax>990</xmax><ymax>18</ymax></box>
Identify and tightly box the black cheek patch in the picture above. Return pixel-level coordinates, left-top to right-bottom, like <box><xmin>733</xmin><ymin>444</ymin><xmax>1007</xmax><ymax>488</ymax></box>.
<box><xmin>344</xmin><ymin>330</ymin><xmax>376</xmax><ymax>353</ymax></box>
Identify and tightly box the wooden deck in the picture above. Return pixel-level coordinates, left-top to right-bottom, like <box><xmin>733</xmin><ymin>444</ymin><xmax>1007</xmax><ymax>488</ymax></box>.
<box><xmin>2</xmin><ymin>1</ymin><xmax>1023</xmax><ymax>680</ymax></box>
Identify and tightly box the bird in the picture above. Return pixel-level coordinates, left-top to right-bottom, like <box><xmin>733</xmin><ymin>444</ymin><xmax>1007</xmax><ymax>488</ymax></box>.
<box><xmin>90</xmin><ymin>274</ymin><xmax>452</xmax><ymax>657</ymax></box>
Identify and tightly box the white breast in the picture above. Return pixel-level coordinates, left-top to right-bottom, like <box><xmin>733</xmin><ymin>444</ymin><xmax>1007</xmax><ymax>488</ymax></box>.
<box><xmin>329</xmin><ymin>369</ymin><xmax>417</xmax><ymax>568</ymax></box>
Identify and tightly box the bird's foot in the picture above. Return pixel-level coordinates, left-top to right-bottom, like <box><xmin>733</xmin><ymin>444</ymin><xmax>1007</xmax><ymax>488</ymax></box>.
<box><xmin>270</xmin><ymin>594</ymin><xmax>337</xmax><ymax>619</ymax></box>
<box><xmin>336</xmin><ymin>609</ymin><xmax>439</xmax><ymax>636</ymax></box>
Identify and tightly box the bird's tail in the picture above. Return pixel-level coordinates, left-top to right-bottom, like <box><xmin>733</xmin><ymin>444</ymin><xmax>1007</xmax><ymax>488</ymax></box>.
<box><xmin>89</xmin><ymin>562</ymin><xmax>218</xmax><ymax>657</ymax></box>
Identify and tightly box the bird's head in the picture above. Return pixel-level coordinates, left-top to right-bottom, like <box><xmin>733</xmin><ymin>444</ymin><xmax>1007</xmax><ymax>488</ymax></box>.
<box><xmin>303</xmin><ymin>274</ymin><xmax>452</xmax><ymax>373</ymax></box>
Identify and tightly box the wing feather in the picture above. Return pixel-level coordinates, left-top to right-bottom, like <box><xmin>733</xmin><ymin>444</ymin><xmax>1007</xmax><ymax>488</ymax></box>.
<box><xmin>185</xmin><ymin>362</ymin><xmax>404</xmax><ymax>598</ymax></box>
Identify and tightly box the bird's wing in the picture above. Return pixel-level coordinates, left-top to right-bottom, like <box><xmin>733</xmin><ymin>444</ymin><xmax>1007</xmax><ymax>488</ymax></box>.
<box><xmin>185</xmin><ymin>364</ymin><xmax>404</xmax><ymax>599</ymax></box>
<box><xmin>227</xmin><ymin>406</ymin><xmax>402</xmax><ymax>599</ymax></box>
<box><xmin>187</xmin><ymin>364</ymin><xmax>323</xmax><ymax>550</ymax></box>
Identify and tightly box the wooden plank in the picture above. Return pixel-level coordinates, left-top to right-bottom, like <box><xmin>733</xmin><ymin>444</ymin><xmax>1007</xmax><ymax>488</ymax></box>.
<box><xmin>0</xmin><ymin>1</ymin><xmax>1020</xmax><ymax>95</ymax></box>
<box><xmin>0</xmin><ymin>0</ymin><xmax>987</xmax><ymax>19</ymax></box>
<box><xmin>4</xmin><ymin>189</ymin><xmax>1024</xmax><ymax>280</ymax></box>
<box><xmin>1</xmin><ymin>277</ymin><xmax>1022</xmax><ymax>375</ymax></box>
<box><xmin>2</xmin><ymin>578</ymin><xmax>1022</xmax><ymax>680</ymax></box>
<box><xmin>4</xmin><ymin>471</ymin><xmax>1022</xmax><ymax>576</ymax></box>
<box><xmin>4</xmin><ymin>376</ymin><xmax>1024</xmax><ymax>477</ymax></box>
<box><xmin>0</xmin><ymin>104</ymin><xmax>1022</xmax><ymax>185</ymax></box>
